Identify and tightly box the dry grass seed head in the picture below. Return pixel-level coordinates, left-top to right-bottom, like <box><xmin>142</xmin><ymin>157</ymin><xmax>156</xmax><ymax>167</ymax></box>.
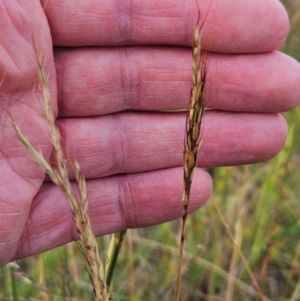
<box><xmin>10</xmin><ymin>47</ymin><xmax>111</xmax><ymax>301</ymax></box>
<box><xmin>175</xmin><ymin>9</ymin><xmax>208</xmax><ymax>300</ymax></box>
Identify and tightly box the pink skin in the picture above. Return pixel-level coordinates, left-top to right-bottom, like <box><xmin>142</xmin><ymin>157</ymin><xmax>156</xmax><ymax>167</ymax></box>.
<box><xmin>0</xmin><ymin>0</ymin><xmax>299</xmax><ymax>266</ymax></box>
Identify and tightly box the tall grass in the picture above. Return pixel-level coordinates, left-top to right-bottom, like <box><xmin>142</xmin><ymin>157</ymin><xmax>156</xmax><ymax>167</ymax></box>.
<box><xmin>1</xmin><ymin>0</ymin><xmax>300</xmax><ymax>300</ymax></box>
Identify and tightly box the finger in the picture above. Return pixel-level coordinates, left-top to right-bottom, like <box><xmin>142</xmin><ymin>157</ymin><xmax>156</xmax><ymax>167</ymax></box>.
<box><xmin>43</xmin><ymin>0</ymin><xmax>289</xmax><ymax>53</ymax></box>
<box><xmin>14</xmin><ymin>167</ymin><xmax>212</xmax><ymax>260</ymax></box>
<box><xmin>55</xmin><ymin>48</ymin><xmax>300</xmax><ymax>117</ymax></box>
<box><xmin>54</xmin><ymin>111</ymin><xmax>287</xmax><ymax>179</ymax></box>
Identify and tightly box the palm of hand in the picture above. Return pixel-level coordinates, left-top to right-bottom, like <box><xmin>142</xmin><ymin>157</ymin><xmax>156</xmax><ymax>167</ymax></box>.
<box><xmin>0</xmin><ymin>2</ymin><xmax>56</xmax><ymax>265</ymax></box>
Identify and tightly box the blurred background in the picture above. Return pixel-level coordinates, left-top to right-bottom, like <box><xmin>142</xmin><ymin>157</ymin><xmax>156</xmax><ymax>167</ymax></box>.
<box><xmin>1</xmin><ymin>0</ymin><xmax>300</xmax><ymax>300</ymax></box>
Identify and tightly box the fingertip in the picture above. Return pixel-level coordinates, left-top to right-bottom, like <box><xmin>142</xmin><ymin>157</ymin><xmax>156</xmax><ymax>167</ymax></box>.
<box><xmin>200</xmin><ymin>112</ymin><xmax>289</xmax><ymax>166</ymax></box>
<box><xmin>189</xmin><ymin>168</ymin><xmax>213</xmax><ymax>212</ymax></box>
<box><xmin>279</xmin><ymin>54</ymin><xmax>300</xmax><ymax>112</ymax></box>
<box><xmin>269</xmin><ymin>0</ymin><xmax>290</xmax><ymax>49</ymax></box>
<box><xmin>202</xmin><ymin>0</ymin><xmax>290</xmax><ymax>53</ymax></box>
<box><xmin>275</xmin><ymin>113</ymin><xmax>288</xmax><ymax>151</ymax></box>
<box><xmin>115</xmin><ymin>167</ymin><xmax>213</xmax><ymax>228</ymax></box>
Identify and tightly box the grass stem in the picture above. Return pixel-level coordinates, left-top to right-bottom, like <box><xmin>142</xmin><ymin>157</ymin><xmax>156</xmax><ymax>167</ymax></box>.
<box><xmin>106</xmin><ymin>230</ymin><xmax>127</xmax><ymax>289</ymax></box>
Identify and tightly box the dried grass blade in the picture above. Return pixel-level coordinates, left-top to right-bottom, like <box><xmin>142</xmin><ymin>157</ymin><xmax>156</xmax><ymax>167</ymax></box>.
<box><xmin>175</xmin><ymin>22</ymin><xmax>207</xmax><ymax>301</ymax></box>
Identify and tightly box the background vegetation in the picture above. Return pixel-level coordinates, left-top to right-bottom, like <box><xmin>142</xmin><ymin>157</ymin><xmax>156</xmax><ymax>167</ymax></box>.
<box><xmin>1</xmin><ymin>0</ymin><xmax>300</xmax><ymax>300</ymax></box>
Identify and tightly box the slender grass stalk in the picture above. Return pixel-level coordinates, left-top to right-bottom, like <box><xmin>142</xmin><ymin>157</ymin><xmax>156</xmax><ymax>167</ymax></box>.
<box><xmin>225</xmin><ymin>168</ymin><xmax>249</xmax><ymax>299</ymax></box>
<box><xmin>175</xmin><ymin>16</ymin><xmax>207</xmax><ymax>301</ymax></box>
<box><xmin>212</xmin><ymin>200</ymin><xmax>265</xmax><ymax>301</ymax></box>
<box><xmin>6</xmin><ymin>264</ymin><xmax>18</xmax><ymax>301</ymax></box>
<box><xmin>106</xmin><ymin>230</ymin><xmax>127</xmax><ymax>289</ymax></box>
<box><xmin>38</xmin><ymin>253</ymin><xmax>49</xmax><ymax>301</ymax></box>
<box><xmin>290</xmin><ymin>279</ymin><xmax>300</xmax><ymax>301</ymax></box>
<box><xmin>62</xmin><ymin>245</ymin><xmax>72</xmax><ymax>299</ymax></box>
<box><xmin>2</xmin><ymin>267</ymin><xmax>8</xmax><ymax>299</ymax></box>
<box><xmin>67</xmin><ymin>243</ymin><xmax>80</xmax><ymax>285</ymax></box>
<box><xmin>127</xmin><ymin>230</ymin><xmax>136</xmax><ymax>298</ymax></box>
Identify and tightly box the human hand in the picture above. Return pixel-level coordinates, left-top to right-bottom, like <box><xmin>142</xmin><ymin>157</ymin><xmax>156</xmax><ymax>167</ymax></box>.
<box><xmin>0</xmin><ymin>0</ymin><xmax>299</xmax><ymax>267</ymax></box>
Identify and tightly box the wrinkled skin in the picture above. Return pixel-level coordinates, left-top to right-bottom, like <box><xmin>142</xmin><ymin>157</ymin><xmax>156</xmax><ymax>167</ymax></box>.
<box><xmin>0</xmin><ymin>0</ymin><xmax>299</xmax><ymax>267</ymax></box>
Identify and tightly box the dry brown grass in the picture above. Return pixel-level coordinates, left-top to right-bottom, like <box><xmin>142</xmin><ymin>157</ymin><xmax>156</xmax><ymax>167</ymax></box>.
<box><xmin>175</xmin><ymin>15</ymin><xmax>207</xmax><ymax>301</ymax></box>
<box><xmin>9</xmin><ymin>50</ymin><xmax>111</xmax><ymax>301</ymax></box>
